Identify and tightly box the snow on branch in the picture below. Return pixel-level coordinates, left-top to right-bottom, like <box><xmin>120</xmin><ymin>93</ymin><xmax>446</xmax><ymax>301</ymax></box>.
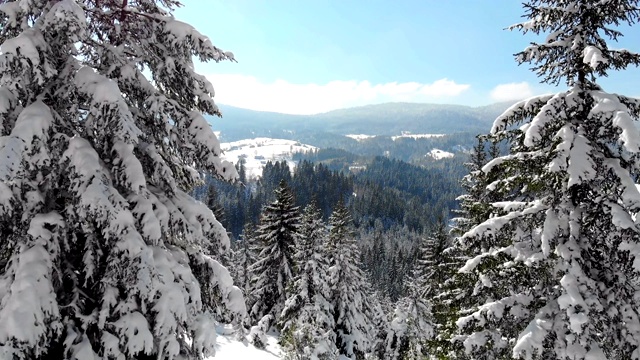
<box><xmin>62</xmin><ymin>136</ymin><xmax>147</xmax><ymax>257</ymax></box>
<box><xmin>583</xmin><ymin>45</ymin><xmax>608</xmax><ymax>70</ymax></box>
<box><xmin>0</xmin><ymin>243</ymin><xmax>62</xmax><ymax>358</ymax></box>
<box><xmin>512</xmin><ymin>306</ymin><xmax>554</xmax><ymax>360</ymax></box>
<box><xmin>0</xmin><ymin>28</ymin><xmax>53</xmax><ymax>84</ymax></box>
<box><xmin>492</xmin><ymin>94</ymin><xmax>555</xmax><ymax>134</ymax></box>
<box><xmin>180</xmin><ymin>111</ymin><xmax>238</xmax><ymax>182</ymax></box>
<box><xmin>75</xmin><ymin>66</ymin><xmax>142</xmax><ymax>145</ymax></box>
<box><xmin>150</xmin><ymin>186</ymin><xmax>231</xmax><ymax>252</ymax></box>
<box><xmin>603</xmin><ymin>158</ymin><xmax>640</xmax><ymax>210</ymax></box>
<box><xmin>0</xmin><ymin>101</ymin><xmax>54</xmax><ymax>182</ymax></box>
<box><xmin>457</xmin><ymin>292</ymin><xmax>534</xmax><ymax>329</ymax></box>
<box><xmin>197</xmin><ymin>254</ymin><xmax>247</xmax><ymax>318</ymax></box>
<box><xmin>161</xmin><ymin>16</ymin><xmax>236</xmax><ymax>63</ymax></box>
<box><xmin>112</xmin><ymin>312</ymin><xmax>154</xmax><ymax>356</ymax></box>
<box><xmin>42</xmin><ymin>0</ymin><xmax>87</xmax><ymax>43</ymax></box>
<box><xmin>590</xmin><ymin>90</ymin><xmax>640</xmax><ymax>153</ymax></box>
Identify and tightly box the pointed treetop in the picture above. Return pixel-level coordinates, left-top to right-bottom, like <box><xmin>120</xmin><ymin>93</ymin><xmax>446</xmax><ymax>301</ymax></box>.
<box><xmin>269</xmin><ymin>179</ymin><xmax>298</xmax><ymax>214</ymax></box>
<box><xmin>301</xmin><ymin>200</ymin><xmax>323</xmax><ymax>228</ymax></box>
<box><xmin>510</xmin><ymin>0</ymin><xmax>640</xmax><ymax>87</ymax></box>
<box><xmin>328</xmin><ymin>200</ymin><xmax>353</xmax><ymax>242</ymax></box>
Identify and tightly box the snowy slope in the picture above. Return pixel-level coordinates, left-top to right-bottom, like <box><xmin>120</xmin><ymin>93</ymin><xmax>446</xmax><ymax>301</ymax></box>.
<box><xmin>427</xmin><ymin>148</ymin><xmax>455</xmax><ymax>160</ymax></box>
<box><xmin>220</xmin><ymin>138</ymin><xmax>317</xmax><ymax>179</ymax></box>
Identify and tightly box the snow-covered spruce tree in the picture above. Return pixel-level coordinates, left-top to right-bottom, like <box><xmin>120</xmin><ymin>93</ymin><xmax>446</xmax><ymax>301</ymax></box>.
<box><xmin>0</xmin><ymin>1</ymin><xmax>246</xmax><ymax>359</ymax></box>
<box><xmin>326</xmin><ymin>202</ymin><xmax>374</xmax><ymax>359</ymax></box>
<box><xmin>384</xmin><ymin>224</ymin><xmax>446</xmax><ymax>360</ymax></box>
<box><xmin>369</xmin><ymin>290</ymin><xmax>392</xmax><ymax>360</ymax></box>
<box><xmin>432</xmin><ymin>136</ymin><xmax>498</xmax><ymax>358</ymax></box>
<box><xmin>363</xmin><ymin>259</ymin><xmax>391</xmax><ymax>359</ymax></box>
<box><xmin>415</xmin><ymin>220</ymin><xmax>450</xmax><ymax>299</ymax></box>
<box><xmin>230</xmin><ymin>223</ymin><xmax>256</xmax><ymax>300</ymax></box>
<box><xmin>279</xmin><ymin>202</ymin><xmax>338</xmax><ymax>360</ymax></box>
<box><xmin>384</xmin><ymin>295</ymin><xmax>432</xmax><ymax>360</ymax></box>
<box><xmin>248</xmin><ymin>180</ymin><xmax>300</xmax><ymax>325</ymax></box>
<box><xmin>455</xmin><ymin>1</ymin><xmax>640</xmax><ymax>359</ymax></box>
<box><xmin>452</xmin><ymin>137</ymin><xmax>490</xmax><ymax>237</ymax></box>
<box><xmin>205</xmin><ymin>182</ymin><xmax>226</xmax><ymax>228</ymax></box>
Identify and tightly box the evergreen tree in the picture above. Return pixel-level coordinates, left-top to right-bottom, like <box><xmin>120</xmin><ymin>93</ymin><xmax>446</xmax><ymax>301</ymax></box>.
<box><xmin>452</xmin><ymin>136</ymin><xmax>489</xmax><ymax>236</ymax></box>
<box><xmin>385</xmin><ymin>223</ymin><xmax>445</xmax><ymax>360</ymax></box>
<box><xmin>428</xmin><ymin>243</ymin><xmax>475</xmax><ymax>359</ymax></box>
<box><xmin>236</xmin><ymin>157</ymin><xmax>248</xmax><ymax>184</ymax></box>
<box><xmin>249</xmin><ymin>180</ymin><xmax>300</xmax><ymax>325</ymax></box>
<box><xmin>368</xmin><ymin>290</ymin><xmax>393</xmax><ymax>360</ymax></box>
<box><xmin>279</xmin><ymin>202</ymin><xmax>337</xmax><ymax>360</ymax></box>
<box><xmin>0</xmin><ymin>0</ymin><xmax>245</xmax><ymax>358</ymax></box>
<box><xmin>230</xmin><ymin>223</ymin><xmax>256</xmax><ymax>299</ymax></box>
<box><xmin>326</xmin><ymin>202</ymin><xmax>374</xmax><ymax>359</ymax></box>
<box><xmin>433</xmin><ymin>137</ymin><xmax>495</xmax><ymax>358</ymax></box>
<box><xmin>415</xmin><ymin>220</ymin><xmax>449</xmax><ymax>299</ymax></box>
<box><xmin>259</xmin><ymin>161</ymin><xmax>293</xmax><ymax>204</ymax></box>
<box><xmin>455</xmin><ymin>1</ymin><xmax>640</xmax><ymax>359</ymax></box>
<box><xmin>205</xmin><ymin>182</ymin><xmax>225</xmax><ymax>225</ymax></box>
<box><xmin>384</xmin><ymin>295</ymin><xmax>433</xmax><ymax>360</ymax></box>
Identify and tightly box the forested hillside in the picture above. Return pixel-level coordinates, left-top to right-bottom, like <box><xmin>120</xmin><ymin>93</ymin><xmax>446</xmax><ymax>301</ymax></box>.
<box><xmin>208</xmin><ymin>102</ymin><xmax>511</xmax><ymax>142</ymax></box>
<box><xmin>195</xmin><ymin>155</ymin><xmax>464</xmax><ymax>233</ymax></box>
<box><xmin>296</xmin><ymin>132</ymin><xmax>480</xmax><ymax>164</ymax></box>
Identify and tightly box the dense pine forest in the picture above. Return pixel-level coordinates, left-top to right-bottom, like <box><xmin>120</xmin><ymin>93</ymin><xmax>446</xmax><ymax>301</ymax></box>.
<box><xmin>1</xmin><ymin>0</ymin><xmax>640</xmax><ymax>360</ymax></box>
<box><xmin>196</xmin><ymin>151</ymin><xmax>466</xmax><ymax>236</ymax></box>
<box><xmin>192</xmin><ymin>151</ymin><xmax>465</xmax><ymax>302</ymax></box>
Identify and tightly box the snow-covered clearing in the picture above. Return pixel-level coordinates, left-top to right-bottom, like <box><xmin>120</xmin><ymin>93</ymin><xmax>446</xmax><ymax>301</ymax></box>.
<box><xmin>345</xmin><ymin>134</ymin><xmax>377</xmax><ymax>141</ymax></box>
<box><xmin>427</xmin><ymin>148</ymin><xmax>455</xmax><ymax>160</ymax></box>
<box><xmin>220</xmin><ymin>137</ymin><xmax>317</xmax><ymax>179</ymax></box>
<box><xmin>391</xmin><ymin>133</ymin><xmax>445</xmax><ymax>141</ymax></box>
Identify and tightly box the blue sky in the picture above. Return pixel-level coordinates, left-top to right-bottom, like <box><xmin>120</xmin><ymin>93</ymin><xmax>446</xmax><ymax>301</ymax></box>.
<box><xmin>175</xmin><ymin>1</ymin><xmax>640</xmax><ymax>114</ymax></box>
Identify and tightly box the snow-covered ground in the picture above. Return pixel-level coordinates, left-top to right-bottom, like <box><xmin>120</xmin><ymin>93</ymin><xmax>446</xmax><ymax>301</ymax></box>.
<box><xmin>348</xmin><ymin>133</ymin><xmax>446</xmax><ymax>141</ymax></box>
<box><xmin>345</xmin><ymin>134</ymin><xmax>377</xmax><ymax>141</ymax></box>
<box><xmin>220</xmin><ymin>138</ymin><xmax>317</xmax><ymax>179</ymax></box>
<box><xmin>391</xmin><ymin>133</ymin><xmax>445</xmax><ymax>141</ymax></box>
<box><xmin>211</xmin><ymin>327</ymin><xmax>352</xmax><ymax>360</ymax></box>
<box><xmin>427</xmin><ymin>148</ymin><xmax>455</xmax><ymax>160</ymax></box>
<box><xmin>210</xmin><ymin>327</ymin><xmax>281</xmax><ymax>360</ymax></box>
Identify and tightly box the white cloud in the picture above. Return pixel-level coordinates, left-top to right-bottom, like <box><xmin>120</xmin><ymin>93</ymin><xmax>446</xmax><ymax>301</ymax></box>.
<box><xmin>490</xmin><ymin>82</ymin><xmax>534</xmax><ymax>102</ymax></box>
<box><xmin>205</xmin><ymin>74</ymin><xmax>470</xmax><ymax>115</ymax></box>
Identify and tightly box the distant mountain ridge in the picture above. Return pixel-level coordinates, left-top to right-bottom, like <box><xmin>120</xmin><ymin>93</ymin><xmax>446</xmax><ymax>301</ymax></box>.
<box><xmin>208</xmin><ymin>101</ymin><xmax>513</xmax><ymax>142</ymax></box>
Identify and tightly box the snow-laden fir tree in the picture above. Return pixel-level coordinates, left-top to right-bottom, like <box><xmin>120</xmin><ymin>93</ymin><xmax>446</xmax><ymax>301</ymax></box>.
<box><xmin>205</xmin><ymin>182</ymin><xmax>226</xmax><ymax>227</ymax></box>
<box><xmin>369</xmin><ymin>290</ymin><xmax>392</xmax><ymax>360</ymax></box>
<box><xmin>414</xmin><ymin>220</ymin><xmax>449</xmax><ymax>299</ymax></box>
<box><xmin>384</xmin><ymin>296</ymin><xmax>432</xmax><ymax>360</ymax></box>
<box><xmin>326</xmin><ymin>202</ymin><xmax>375</xmax><ymax>359</ymax></box>
<box><xmin>230</xmin><ymin>223</ymin><xmax>256</xmax><ymax>300</ymax></box>
<box><xmin>279</xmin><ymin>202</ymin><xmax>338</xmax><ymax>360</ymax></box>
<box><xmin>432</xmin><ymin>139</ymin><xmax>494</xmax><ymax>358</ymax></box>
<box><xmin>248</xmin><ymin>180</ymin><xmax>300</xmax><ymax>325</ymax></box>
<box><xmin>455</xmin><ymin>1</ymin><xmax>640</xmax><ymax>359</ymax></box>
<box><xmin>452</xmin><ymin>137</ymin><xmax>490</xmax><ymax>237</ymax></box>
<box><xmin>384</xmin><ymin>223</ymin><xmax>446</xmax><ymax>360</ymax></box>
<box><xmin>0</xmin><ymin>0</ymin><xmax>246</xmax><ymax>359</ymax></box>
